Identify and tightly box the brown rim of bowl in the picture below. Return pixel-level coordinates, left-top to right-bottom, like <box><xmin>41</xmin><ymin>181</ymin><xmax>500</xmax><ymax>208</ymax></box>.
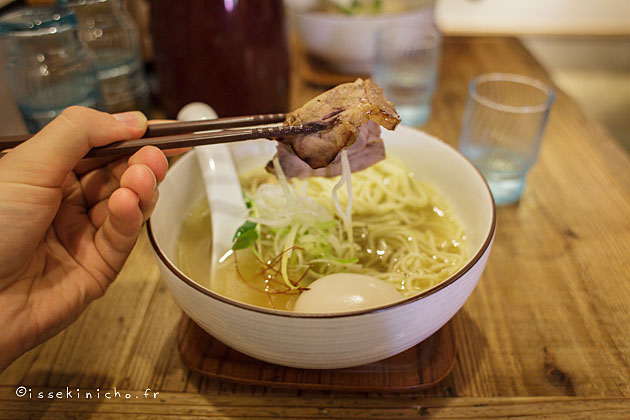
<box><xmin>147</xmin><ymin>137</ymin><xmax>497</xmax><ymax>319</ymax></box>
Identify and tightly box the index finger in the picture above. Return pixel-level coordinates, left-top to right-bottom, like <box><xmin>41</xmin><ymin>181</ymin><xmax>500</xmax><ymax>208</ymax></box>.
<box><xmin>74</xmin><ymin>119</ymin><xmax>189</xmax><ymax>174</ymax></box>
<box><xmin>0</xmin><ymin>108</ymin><xmax>147</xmax><ymax>188</ymax></box>
<box><xmin>148</xmin><ymin>120</ymin><xmax>191</xmax><ymax>156</ymax></box>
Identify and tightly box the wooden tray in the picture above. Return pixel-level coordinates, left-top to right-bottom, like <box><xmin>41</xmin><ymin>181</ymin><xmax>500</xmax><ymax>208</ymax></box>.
<box><xmin>178</xmin><ymin>315</ymin><xmax>456</xmax><ymax>392</ymax></box>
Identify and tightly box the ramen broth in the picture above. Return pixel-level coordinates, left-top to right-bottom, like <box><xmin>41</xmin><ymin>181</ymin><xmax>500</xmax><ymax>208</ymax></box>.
<box><xmin>176</xmin><ymin>198</ymin><xmax>299</xmax><ymax>309</ymax></box>
<box><xmin>175</xmin><ymin>155</ymin><xmax>466</xmax><ymax>311</ymax></box>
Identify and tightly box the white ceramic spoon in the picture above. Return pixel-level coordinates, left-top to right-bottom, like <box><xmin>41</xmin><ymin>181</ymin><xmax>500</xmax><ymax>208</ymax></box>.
<box><xmin>177</xmin><ymin>103</ymin><xmax>246</xmax><ymax>287</ymax></box>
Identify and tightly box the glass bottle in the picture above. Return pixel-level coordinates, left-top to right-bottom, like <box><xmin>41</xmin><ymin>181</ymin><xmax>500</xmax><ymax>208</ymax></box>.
<box><xmin>0</xmin><ymin>7</ymin><xmax>104</xmax><ymax>132</ymax></box>
<box><xmin>150</xmin><ymin>0</ymin><xmax>290</xmax><ymax>118</ymax></box>
<box><xmin>62</xmin><ymin>0</ymin><xmax>150</xmax><ymax>114</ymax></box>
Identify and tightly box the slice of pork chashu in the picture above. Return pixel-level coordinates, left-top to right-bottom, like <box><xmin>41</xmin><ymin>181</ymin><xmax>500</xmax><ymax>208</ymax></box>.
<box><xmin>272</xmin><ymin>78</ymin><xmax>400</xmax><ymax>171</ymax></box>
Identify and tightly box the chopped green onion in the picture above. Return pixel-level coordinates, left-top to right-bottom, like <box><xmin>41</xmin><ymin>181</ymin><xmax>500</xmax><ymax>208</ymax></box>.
<box><xmin>333</xmin><ymin>256</ymin><xmax>359</xmax><ymax>264</ymax></box>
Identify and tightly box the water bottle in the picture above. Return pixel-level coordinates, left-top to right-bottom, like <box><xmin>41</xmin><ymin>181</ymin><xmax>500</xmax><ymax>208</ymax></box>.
<box><xmin>62</xmin><ymin>0</ymin><xmax>150</xmax><ymax>114</ymax></box>
<box><xmin>0</xmin><ymin>7</ymin><xmax>104</xmax><ymax>132</ymax></box>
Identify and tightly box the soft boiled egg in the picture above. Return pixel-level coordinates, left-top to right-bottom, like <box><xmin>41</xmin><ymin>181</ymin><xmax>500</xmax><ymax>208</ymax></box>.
<box><xmin>293</xmin><ymin>273</ymin><xmax>403</xmax><ymax>313</ymax></box>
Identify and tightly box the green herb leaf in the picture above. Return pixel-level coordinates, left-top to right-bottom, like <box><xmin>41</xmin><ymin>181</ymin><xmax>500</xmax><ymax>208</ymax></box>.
<box><xmin>232</xmin><ymin>230</ymin><xmax>258</xmax><ymax>250</ymax></box>
<box><xmin>233</xmin><ymin>221</ymin><xmax>257</xmax><ymax>241</ymax></box>
<box><xmin>232</xmin><ymin>221</ymin><xmax>258</xmax><ymax>250</ymax></box>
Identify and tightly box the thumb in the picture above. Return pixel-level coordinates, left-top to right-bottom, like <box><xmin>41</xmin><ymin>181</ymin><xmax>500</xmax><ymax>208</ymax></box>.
<box><xmin>0</xmin><ymin>106</ymin><xmax>147</xmax><ymax>187</ymax></box>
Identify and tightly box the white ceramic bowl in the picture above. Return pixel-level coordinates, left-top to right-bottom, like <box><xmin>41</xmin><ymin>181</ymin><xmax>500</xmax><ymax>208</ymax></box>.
<box><xmin>148</xmin><ymin>126</ymin><xmax>495</xmax><ymax>369</ymax></box>
<box><xmin>287</xmin><ymin>2</ymin><xmax>435</xmax><ymax>74</ymax></box>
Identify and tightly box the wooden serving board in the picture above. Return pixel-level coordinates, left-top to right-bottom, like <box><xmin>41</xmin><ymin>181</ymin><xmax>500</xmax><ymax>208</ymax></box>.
<box><xmin>177</xmin><ymin>314</ymin><xmax>456</xmax><ymax>392</ymax></box>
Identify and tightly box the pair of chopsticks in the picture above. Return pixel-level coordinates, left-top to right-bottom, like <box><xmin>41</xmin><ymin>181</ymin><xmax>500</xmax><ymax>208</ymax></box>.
<box><xmin>0</xmin><ymin>113</ymin><xmax>327</xmax><ymax>158</ymax></box>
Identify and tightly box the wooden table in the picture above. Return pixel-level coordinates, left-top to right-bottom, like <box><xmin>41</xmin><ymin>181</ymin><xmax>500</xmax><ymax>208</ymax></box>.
<box><xmin>1</xmin><ymin>37</ymin><xmax>629</xmax><ymax>419</ymax></box>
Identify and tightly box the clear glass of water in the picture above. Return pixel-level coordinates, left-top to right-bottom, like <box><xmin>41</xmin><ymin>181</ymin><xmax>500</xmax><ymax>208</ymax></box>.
<box><xmin>372</xmin><ymin>24</ymin><xmax>441</xmax><ymax>126</ymax></box>
<box><xmin>458</xmin><ymin>73</ymin><xmax>555</xmax><ymax>206</ymax></box>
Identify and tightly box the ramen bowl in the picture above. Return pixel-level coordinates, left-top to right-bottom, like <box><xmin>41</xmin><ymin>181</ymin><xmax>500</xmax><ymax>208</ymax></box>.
<box><xmin>286</xmin><ymin>0</ymin><xmax>435</xmax><ymax>74</ymax></box>
<box><xmin>148</xmin><ymin>126</ymin><xmax>495</xmax><ymax>369</ymax></box>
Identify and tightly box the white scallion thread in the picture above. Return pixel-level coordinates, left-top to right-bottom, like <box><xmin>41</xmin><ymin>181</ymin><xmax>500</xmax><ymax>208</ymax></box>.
<box><xmin>332</xmin><ymin>150</ymin><xmax>354</xmax><ymax>249</ymax></box>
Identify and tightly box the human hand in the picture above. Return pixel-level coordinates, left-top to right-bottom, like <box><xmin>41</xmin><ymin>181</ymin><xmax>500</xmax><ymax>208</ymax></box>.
<box><xmin>0</xmin><ymin>107</ymin><xmax>170</xmax><ymax>371</ymax></box>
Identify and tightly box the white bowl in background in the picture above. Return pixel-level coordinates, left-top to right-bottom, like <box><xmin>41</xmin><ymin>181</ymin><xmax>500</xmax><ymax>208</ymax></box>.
<box><xmin>148</xmin><ymin>125</ymin><xmax>496</xmax><ymax>369</ymax></box>
<box><xmin>287</xmin><ymin>1</ymin><xmax>435</xmax><ymax>74</ymax></box>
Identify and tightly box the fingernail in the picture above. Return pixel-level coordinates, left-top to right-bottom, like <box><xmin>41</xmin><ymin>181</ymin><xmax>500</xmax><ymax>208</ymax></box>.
<box><xmin>114</xmin><ymin>111</ymin><xmax>147</xmax><ymax>129</ymax></box>
<box><xmin>142</xmin><ymin>164</ymin><xmax>158</xmax><ymax>192</ymax></box>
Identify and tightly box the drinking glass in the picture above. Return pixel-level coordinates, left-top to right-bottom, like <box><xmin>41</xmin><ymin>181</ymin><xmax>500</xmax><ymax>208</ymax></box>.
<box><xmin>372</xmin><ymin>24</ymin><xmax>441</xmax><ymax>126</ymax></box>
<box><xmin>458</xmin><ymin>73</ymin><xmax>555</xmax><ymax>205</ymax></box>
<box><xmin>0</xmin><ymin>7</ymin><xmax>104</xmax><ymax>132</ymax></box>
